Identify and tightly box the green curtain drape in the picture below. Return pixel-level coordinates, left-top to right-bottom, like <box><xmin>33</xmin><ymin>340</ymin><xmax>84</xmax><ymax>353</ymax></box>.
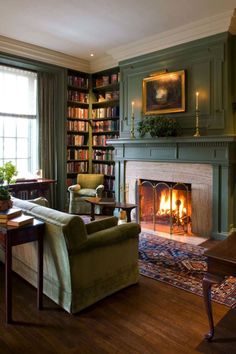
<box><xmin>38</xmin><ymin>72</ymin><xmax>57</xmax><ymax>207</ymax></box>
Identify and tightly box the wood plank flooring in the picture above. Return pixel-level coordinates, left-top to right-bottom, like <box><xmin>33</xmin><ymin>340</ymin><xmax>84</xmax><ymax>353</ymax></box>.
<box><xmin>0</xmin><ymin>255</ymin><xmax>235</xmax><ymax>353</ymax></box>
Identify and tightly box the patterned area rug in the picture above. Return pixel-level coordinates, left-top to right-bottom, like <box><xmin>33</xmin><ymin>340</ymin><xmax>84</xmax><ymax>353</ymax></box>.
<box><xmin>139</xmin><ymin>232</ymin><xmax>236</xmax><ymax>307</ymax></box>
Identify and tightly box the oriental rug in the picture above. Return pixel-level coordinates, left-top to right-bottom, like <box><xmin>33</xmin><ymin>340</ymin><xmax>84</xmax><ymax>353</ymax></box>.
<box><xmin>139</xmin><ymin>232</ymin><xmax>236</xmax><ymax>307</ymax></box>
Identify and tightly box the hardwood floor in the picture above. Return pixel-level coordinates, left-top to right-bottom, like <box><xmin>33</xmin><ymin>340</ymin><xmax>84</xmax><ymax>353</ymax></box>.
<box><xmin>0</xmin><ymin>260</ymin><xmax>235</xmax><ymax>353</ymax></box>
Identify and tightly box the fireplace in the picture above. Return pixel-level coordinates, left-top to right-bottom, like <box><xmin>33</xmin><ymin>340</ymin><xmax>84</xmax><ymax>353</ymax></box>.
<box><xmin>138</xmin><ymin>179</ymin><xmax>191</xmax><ymax>235</ymax></box>
<box><xmin>107</xmin><ymin>136</ymin><xmax>236</xmax><ymax>239</ymax></box>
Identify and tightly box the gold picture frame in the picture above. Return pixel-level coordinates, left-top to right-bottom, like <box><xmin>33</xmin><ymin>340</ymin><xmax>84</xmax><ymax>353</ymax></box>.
<box><xmin>142</xmin><ymin>70</ymin><xmax>185</xmax><ymax>115</ymax></box>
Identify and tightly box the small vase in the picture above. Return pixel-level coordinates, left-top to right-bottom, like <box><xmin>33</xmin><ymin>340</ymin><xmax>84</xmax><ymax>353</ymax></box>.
<box><xmin>0</xmin><ymin>199</ymin><xmax>13</xmax><ymax>211</ymax></box>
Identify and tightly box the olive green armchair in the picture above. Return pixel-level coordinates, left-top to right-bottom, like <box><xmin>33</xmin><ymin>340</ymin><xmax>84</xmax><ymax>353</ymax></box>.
<box><xmin>68</xmin><ymin>174</ymin><xmax>104</xmax><ymax>214</ymax></box>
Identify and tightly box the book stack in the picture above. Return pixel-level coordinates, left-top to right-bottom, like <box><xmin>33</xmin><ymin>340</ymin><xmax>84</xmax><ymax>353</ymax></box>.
<box><xmin>0</xmin><ymin>208</ymin><xmax>34</xmax><ymax>227</ymax></box>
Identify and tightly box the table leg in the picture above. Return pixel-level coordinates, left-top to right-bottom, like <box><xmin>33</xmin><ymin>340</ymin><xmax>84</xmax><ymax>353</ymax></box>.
<box><xmin>124</xmin><ymin>208</ymin><xmax>131</xmax><ymax>222</ymax></box>
<box><xmin>37</xmin><ymin>233</ymin><xmax>44</xmax><ymax>310</ymax></box>
<box><xmin>5</xmin><ymin>235</ymin><xmax>12</xmax><ymax>324</ymax></box>
<box><xmin>90</xmin><ymin>203</ymin><xmax>95</xmax><ymax>221</ymax></box>
<box><xmin>202</xmin><ymin>273</ymin><xmax>223</xmax><ymax>341</ymax></box>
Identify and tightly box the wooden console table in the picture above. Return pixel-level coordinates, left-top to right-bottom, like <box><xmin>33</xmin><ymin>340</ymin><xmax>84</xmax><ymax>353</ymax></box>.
<box><xmin>202</xmin><ymin>231</ymin><xmax>236</xmax><ymax>341</ymax></box>
<box><xmin>0</xmin><ymin>219</ymin><xmax>45</xmax><ymax>323</ymax></box>
<box><xmin>9</xmin><ymin>179</ymin><xmax>56</xmax><ymax>201</ymax></box>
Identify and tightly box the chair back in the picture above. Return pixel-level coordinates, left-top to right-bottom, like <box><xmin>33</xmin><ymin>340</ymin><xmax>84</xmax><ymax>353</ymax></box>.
<box><xmin>77</xmin><ymin>174</ymin><xmax>104</xmax><ymax>189</ymax></box>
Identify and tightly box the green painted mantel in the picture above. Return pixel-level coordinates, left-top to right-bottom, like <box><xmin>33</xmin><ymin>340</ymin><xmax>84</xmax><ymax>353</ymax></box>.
<box><xmin>107</xmin><ymin>136</ymin><xmax>236</xmax><ymax>240</ymax></box>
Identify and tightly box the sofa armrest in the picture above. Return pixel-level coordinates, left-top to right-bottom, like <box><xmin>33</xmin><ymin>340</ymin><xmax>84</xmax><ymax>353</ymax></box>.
<box><xmin>96</xmin><ymin>184</ymin><xmax>104</xmax><ymax>197</ymax></box>
<box><xmin>68</xmin><ymin>184</ymin><xmax>81</xmax><ymax>193</ymax></box>
<box><xmin>72</xmin><ymin>222</ymin><xmax>141</xmax><ymax>254</ymax></box>
<box><xmin>86</xmin><ymin>216</ymin><xmax>118</xmax><ymax>235</ymax></box>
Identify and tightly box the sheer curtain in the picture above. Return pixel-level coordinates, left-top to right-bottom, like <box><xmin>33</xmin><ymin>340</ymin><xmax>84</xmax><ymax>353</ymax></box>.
<box><xmin>38</xmin><ymin>72</ymin><xmax>57</xmax><ymax>207</ymax></box>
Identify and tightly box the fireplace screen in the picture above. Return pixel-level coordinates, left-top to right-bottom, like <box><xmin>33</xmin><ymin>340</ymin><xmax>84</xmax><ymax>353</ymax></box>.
<box><xmin>138</xmin><ymin>179</ymin><xmax>191</xmax><ymax>235</ymax></box>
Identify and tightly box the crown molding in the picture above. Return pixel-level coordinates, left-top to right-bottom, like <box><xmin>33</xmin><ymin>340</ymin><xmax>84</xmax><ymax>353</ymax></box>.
<box><xmin>229</xmin><ymin>9</ymin><xmax>236</xmax><ymax>34</ymax></box>
<box><xmin>89</xmin><ymin>54</ymin><xmax>118</xmax><ymax>73</ymax></box>
<box><xmin>0</xmin><ymin>35</ymin><xmax>90</xmax><ymax>72</ymax></box>
<box><xmin>107</xmin><ymin>10</ymin><xmax>234</xmax><ymax>63</ymax></box>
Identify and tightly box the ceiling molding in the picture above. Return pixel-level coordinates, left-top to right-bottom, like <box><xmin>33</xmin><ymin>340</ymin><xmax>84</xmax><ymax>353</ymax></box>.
<box><xmin>107</xmin><ymin>10</ymin><xmax>234</xmax><ymax>63</ymax></box>
<box><xmin>89</xmin><ymin>54</ymin><xmax>118</xmax><ymax>73</ymax></box>
<box><xmin>229</xmin><ymin>9</ymin><xmax>236</xmax><ymax>34</ymax></box>
<box><xmin>0</xmin><ymin>35</ymin><xmax>90</xmax><ymax>72</ymax></box>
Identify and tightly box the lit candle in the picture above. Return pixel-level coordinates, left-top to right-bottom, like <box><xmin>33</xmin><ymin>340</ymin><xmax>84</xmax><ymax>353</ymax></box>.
<box><xmin>131</xmin><ymin>101</ymin><xmax>134</xmax><ymax>115</ymax></box>
<box><xmin>196</xmin><ymin>92</ymin><xmax>199</xmax><ymax>111</ymax></box>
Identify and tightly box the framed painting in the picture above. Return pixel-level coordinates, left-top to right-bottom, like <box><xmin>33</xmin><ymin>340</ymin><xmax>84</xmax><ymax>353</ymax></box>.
<box><xmin>142</xmin><ymin>70</ymin><xmax>185</xmax><ymax>115</ymax></box>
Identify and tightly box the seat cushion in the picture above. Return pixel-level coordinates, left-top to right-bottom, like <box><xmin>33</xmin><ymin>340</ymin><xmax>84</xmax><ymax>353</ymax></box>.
<box><xmin>78</xmin><ymin>189</ymin><xmax>97</xmax><ymax>197</ymax></box>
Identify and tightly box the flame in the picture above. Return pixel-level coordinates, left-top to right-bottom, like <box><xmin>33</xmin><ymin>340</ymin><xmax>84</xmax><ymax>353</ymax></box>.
<box><xmin>157</xmin><ymin>189</ymin><xmax>187</xmax><ymax>218</ymax></box>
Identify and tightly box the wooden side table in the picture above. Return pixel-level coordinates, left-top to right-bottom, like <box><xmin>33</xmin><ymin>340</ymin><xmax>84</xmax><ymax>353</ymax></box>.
<box><xmin>0</xmin><ymin>218</ymin><xmax>45</xmax><ymax>323</ymax></box>
<box><xmin>85</xmin><ymin>197</ymin><xmax>137</xmax><ymax>222</ymax></box>
<box><xmin>203</xmin><ymin>231</ymin><xmax>236</xmax><ymax>341</ymax></box>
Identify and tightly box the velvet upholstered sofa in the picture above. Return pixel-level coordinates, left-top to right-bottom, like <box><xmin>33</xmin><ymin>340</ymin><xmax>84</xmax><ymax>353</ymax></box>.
<box><xmin>0</xmin><ymin>198</ymin><xmax>140</xmax><ymax>314</ymax></box>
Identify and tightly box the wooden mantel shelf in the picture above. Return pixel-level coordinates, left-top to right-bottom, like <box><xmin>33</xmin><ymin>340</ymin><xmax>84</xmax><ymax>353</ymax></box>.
<box><xmin>107</xmin><ymin>135</ymin><xmax>236</xmax><ymax>165</ymax></box>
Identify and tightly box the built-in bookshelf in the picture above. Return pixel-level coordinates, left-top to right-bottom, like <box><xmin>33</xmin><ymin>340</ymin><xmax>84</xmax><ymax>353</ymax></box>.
<box><xmin>66</xmin><ymin>67</ymin><xmax>120</xmax><ymax>197</ymax></box>
<box><xmin>91</xmin><ymin>67</ymin><xmax>120</xmax><ymax>197</ymax></box>
<box><xmin>66</xmin><ymin>69</ymin><xmax>90</xmax><ymax>186</ymax></box>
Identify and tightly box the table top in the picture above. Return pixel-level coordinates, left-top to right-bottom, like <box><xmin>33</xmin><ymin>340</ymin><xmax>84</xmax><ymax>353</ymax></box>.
<box><xmin>204</xmin><ymin>230</ymin><xmax>236</xmax><ymax>264</ymax></box>
<box><xmin>0</xmin><ymin>218</ymin><xmax>44</xmax><ymax>232</ymax></box>
<box><xmin>85</xmin><ymin>197</ymin><xmax>136</xmax><ymax>209</ymax></box>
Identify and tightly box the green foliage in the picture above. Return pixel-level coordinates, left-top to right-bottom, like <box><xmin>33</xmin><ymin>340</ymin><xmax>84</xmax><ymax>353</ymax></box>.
<box><xmin>137</xmin><ymin>116</ymin><xmax>180</xmax><ymax>138</ymax></box>
<box><xmin>0</xmin><ymin>161</ymin><xmax>18</xmax><ymax>185</ymax></box>
<box><xmin>0</xmin><ymin>186</ymin><xmax>11</xmax><ymax>200</ymax></box>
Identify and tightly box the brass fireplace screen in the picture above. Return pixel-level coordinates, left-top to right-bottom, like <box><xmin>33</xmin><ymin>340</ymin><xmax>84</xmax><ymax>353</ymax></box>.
<box><xmin>137</xmin><ymin>179</ymin><xmax>191</xmax><ymax>235</ymax></box>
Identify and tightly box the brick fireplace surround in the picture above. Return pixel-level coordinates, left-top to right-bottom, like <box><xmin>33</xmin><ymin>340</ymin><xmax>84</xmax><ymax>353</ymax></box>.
<box><xmin>109</xmin><ymin>136</ymin><xmax>236</xmax><ymax>240</ymax></box>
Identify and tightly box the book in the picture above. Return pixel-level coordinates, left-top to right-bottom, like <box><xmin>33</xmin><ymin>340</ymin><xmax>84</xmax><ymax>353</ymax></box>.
<box><xmin>7</xmin><ymin>214</ymin><xmax>34</xmax><ymax>227</ymax></box>
<box><xmin>0</xmin><ymin>208</ymin><xmax>22</xmax><ymax>223</ymax></box>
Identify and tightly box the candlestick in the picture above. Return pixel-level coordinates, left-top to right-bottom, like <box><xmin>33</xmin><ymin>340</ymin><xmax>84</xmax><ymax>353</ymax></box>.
<box><xmin>196</xmin><ymin>91</ymin><xmax>199</xmax><ymax>110</ymax></box>
<box><xmin>130</xmin><ymin>101</ymin><xmax>136</xmax><ymax>139</ymax></box>
<box><xmin>194</xmin><ymin>92</ymin><xmax>200</xmax><ymax>137</ymax></box>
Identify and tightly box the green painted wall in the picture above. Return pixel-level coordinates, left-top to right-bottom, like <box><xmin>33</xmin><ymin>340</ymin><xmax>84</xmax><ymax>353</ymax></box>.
<box><xmin>119</xmin><ymin>32</ymin><xmax>236</xmax><ymax>139</ymax></box>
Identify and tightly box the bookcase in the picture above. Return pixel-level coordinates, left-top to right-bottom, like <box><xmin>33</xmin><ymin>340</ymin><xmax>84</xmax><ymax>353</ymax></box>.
<box><xmin>66</xmin><ymin>69</ymin><xmax>90</xmax><ymax>186</ymax></box>
<box><xmin>91</xmin><ymin>67</ymin><xmax>120</xmax><ymax>197</ymax></box>
<box><xmin>66</xmin><ymin>67</ymin><xmax>120</xmax><ymax>197</ymax></box>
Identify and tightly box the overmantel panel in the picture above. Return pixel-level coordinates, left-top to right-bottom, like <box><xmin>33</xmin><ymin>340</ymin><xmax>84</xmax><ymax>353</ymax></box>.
<box><xmin>119</xmin><ymin>32</ymin><xmax>230</xmax><ymax>138</ymax></box>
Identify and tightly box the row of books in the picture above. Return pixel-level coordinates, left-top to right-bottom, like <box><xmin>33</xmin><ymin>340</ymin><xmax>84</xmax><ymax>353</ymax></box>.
<box><xmin>68</xmin><ymin>91</ymin><xmax>89</xmax><ymax>103</ymax></box>
<box><xmin>67</xmin><ymin>121</ymin><xmax>89</xmax><ymax>132</ymax></box>
<box><xmin>68</xmin><ymin>75</ymin><xmax>89</xmax><ymax>89</ymax></box>
<box><xmin>0</xmin><ymin>208</ymin><xmax>34</xmax><ymax>227</ymax></box>
<box><xmin>67</xmin><ymin>161</ymin><xmax>88</xmax><ymax>173</ymax></box>
<box><xmin>92</xmin><ymin>106</ymin><xmax>119</xmax><ymax>119</ymax></box>
<box><xmin>94</xmin><ymin>73</ymin><xmax>120</xmax><ymax>87</ymax></box>
<box><xmin>97</xmin><ymin>91</ymin><xmax>119</xmax><ymax>102</ymax></box>
<box><xmin>67</xmin><ymin>107</ymin><xmax>88</xmax><ymax>119</ymax></box>
<box><xmin>67</xmin><ymin>135</ymin><xmax>87</xmax><ymax>146</ymax></box>
<box><xmin>92</xmin><ymin>134</ymin><xmax>118</xmax><ymax>146</ymax></box>
<box><xmin>93</xmin><ymin>149</ymin><xmax>113</xmax><ymax>161</ymax></box>
<box><xmin>93</xmin><ymin>163</ymin><xmax>114</xmax><ymax>176</ymax></box>
<box><xmin>67</xmin><ymin>149</ymin><xmax>89</xmax><ymax>160</ymax></box>
<box><xmin>92</xmin><ymin>120</ymin><xmax>119</xmax><ymax>132</ymax></box>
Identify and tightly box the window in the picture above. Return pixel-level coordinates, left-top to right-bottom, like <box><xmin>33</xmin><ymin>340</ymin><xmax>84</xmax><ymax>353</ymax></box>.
<box><xmin>0</xmin><ymin>65</ymin><xmax>38</xmax><ymax>177</ymax></box>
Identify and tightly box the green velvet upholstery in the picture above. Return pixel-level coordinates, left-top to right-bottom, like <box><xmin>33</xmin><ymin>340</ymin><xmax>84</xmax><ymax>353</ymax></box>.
<box><xmin>68</xmin><ymin>174</ymin><xmax>104</xmax><ymax>214</ymax></box>
<box><xmin>0</xmin><ymin>198</ymin><xmax>140</xmax><ymax>314</ymax></box>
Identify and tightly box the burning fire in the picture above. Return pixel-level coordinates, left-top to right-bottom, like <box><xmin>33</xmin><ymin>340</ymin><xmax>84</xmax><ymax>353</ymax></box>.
<box><xmin>157</xmin><ymin>189</ymin><xmax>187</xmax><ymax>219</ymax></box>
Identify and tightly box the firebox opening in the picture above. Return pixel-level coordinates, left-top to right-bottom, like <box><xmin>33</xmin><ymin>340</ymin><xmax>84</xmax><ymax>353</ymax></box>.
<box><xmin>139</xmin><ymin>179</ymin><xmax>192</xmax><ymax>235</ymax></box>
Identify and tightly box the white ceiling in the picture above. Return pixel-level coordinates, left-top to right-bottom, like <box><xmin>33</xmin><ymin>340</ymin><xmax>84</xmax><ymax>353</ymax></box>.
<box><xmin>0</xmin><ymin>0</ymin><xmax>235</xmax><ymax>70</ymax></box>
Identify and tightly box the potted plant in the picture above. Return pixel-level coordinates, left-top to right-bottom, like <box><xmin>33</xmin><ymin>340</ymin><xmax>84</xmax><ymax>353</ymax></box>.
<box><xmin>0</xmin><ymin>162</ymin><xmax>17</xmax><ymax>211</ymax></box>
<box><xmin>137</xmin><ymin>115</ymin><xmax>180</xmax><ymax>138</ymax></box>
